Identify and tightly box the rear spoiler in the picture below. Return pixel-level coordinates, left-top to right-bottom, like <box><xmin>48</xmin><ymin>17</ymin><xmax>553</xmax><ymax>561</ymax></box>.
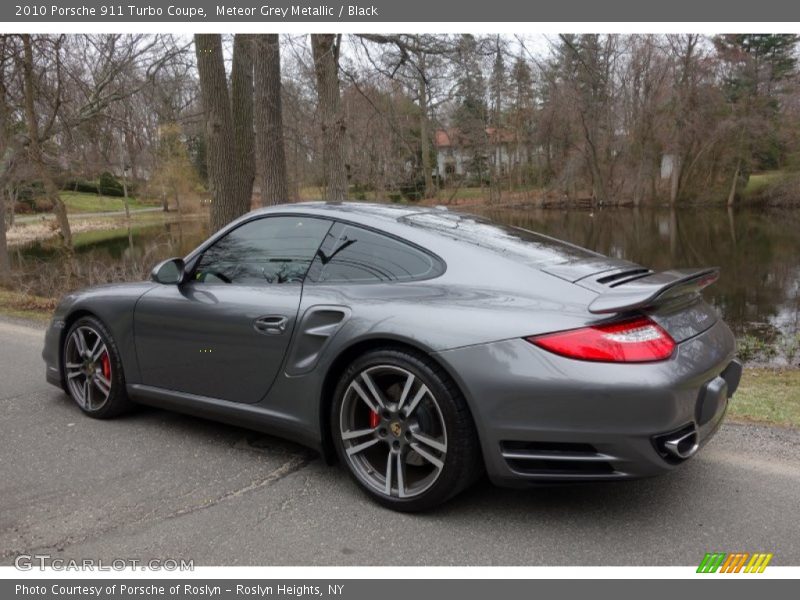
<box><xmin>588</xmin><ymin>267</ymin><xmax>720</xmax><ymax>315</ymax></box>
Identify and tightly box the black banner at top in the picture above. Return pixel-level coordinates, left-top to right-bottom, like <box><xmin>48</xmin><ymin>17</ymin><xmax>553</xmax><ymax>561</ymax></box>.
<box><xmin>5</xmin><ymin>0</ymin><xmax>800</xmax><ymax>23</ymax></box>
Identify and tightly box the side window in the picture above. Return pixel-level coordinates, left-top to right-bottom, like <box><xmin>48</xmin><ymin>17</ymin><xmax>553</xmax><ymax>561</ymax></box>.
<box><xmin>308</xmin><ymin>224</ymin><xmax>443</xmax><ymax>284</ymax></box>
<box><xmin>194</xmin><ymin>216</ymin><xmax>331</xmax><ymax>285</ymax></box>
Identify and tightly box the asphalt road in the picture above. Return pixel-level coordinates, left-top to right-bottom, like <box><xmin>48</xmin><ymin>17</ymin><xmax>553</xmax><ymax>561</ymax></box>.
<box><xmin>1</xmin><ymin>317</ymin><xmax>799</xmax><ymax>566</ymax></box>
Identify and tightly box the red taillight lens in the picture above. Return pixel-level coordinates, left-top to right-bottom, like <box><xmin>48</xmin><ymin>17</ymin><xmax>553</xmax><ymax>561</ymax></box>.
<box><xmin>527</xmin><ymin>316</ymin><xmax>676</xmax><ymax>363</ymax></box>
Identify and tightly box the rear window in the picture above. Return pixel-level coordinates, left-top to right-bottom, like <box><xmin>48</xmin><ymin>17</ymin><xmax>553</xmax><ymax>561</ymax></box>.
<box><xmin>400</xmin><ymin>212</ymin><xmax>598</xmax><ymax>266</ymax></box>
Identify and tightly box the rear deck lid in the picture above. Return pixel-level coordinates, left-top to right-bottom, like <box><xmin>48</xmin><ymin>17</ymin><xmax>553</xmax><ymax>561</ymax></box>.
<box><xmin>575</xmin><ymin>266</ymin><xmax>721</xmax><ymax>342</ymax></box>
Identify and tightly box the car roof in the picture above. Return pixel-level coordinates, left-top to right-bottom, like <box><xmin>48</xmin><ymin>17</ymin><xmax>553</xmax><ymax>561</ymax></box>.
<box><xmin>251</xmin><ymin>201</ymin><xmax>449</xmax><ymax>226</ymax></box>
<box><xmin>250</xmin><ymin>201</ymin><xmax>598</xmax><ymax>267</ymax></box>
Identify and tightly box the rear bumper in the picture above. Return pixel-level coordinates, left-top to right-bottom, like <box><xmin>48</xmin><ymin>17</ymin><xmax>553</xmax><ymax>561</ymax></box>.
<box><xmin>435</xmin><ymin>318</ymin><xmax>738</xmax><ymax>487</ymax></box>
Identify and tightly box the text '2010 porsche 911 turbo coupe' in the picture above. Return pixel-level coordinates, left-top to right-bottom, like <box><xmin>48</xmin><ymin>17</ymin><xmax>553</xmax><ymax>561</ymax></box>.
<box><xmin>43</xmin><ymin>202</ymin><xmax>741</xmax><ymax>511</ymax></box>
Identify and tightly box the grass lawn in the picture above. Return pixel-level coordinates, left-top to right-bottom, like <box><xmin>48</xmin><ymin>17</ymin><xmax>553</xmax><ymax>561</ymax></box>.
<box><xmin>742</xmin><ymin>171</ymin><xmax>785</xmax><ymax>197</ymax></box>
<box><xmin>0</xmin><ymin>289</ymin><xmax>56</xmax><ymax>323</ymax></box>
<box><xmin>437</xmin><ymin>187</ymin><xmax>494</xmax><ymax>200</ymax></box>
<box><xmin>60</xmin><ymin>191</ymin><xmax>157</xmax><ymax>213</ymax></box>
<box><xmin>728</xmin><ymin>368</ymin><xmax>800</xmax><ymax>428</ymax></box>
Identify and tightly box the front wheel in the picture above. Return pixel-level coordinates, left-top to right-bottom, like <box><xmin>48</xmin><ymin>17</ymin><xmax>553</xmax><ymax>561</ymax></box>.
<box><xmin>331</xmin><ymin>348</ymin><xmax>482</xmax><ymax>511</ymax></box>
<box><xmin>62</xmin><ymin>316</ymin><xmax>133</xmax><ymax>419</ymax></box>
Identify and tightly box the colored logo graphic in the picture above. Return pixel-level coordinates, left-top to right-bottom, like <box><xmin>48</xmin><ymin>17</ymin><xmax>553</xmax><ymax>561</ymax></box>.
<box><xmin>697</xmin><ymin>552</ymin><xmax>773</xmax><ymax>573</ymax></box>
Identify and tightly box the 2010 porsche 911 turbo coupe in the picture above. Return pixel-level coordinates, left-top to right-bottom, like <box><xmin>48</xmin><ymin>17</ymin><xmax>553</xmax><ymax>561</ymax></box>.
<box><xmin>43</xmin><ymin>202</ymin><xmax>742</xmax><ymax>511</ymax></box>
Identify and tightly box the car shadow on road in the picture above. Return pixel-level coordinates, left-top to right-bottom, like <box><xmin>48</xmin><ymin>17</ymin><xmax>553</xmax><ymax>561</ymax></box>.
<box><xmin>113</xmin><ymin>399</ymin><xmax>711</xmax><ymax>521</ymax></box>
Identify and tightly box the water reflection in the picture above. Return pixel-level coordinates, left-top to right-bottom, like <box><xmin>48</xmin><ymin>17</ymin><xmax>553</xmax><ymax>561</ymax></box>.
<box><xmin>13</xmin><ymin>207</ymin><xmax>800</xmax><ymax>339</ymax></box>
<box><xmin>13</xmin><ymin>219</ymin><xmax>209</xmax><ymax>300</ymax></box>
<box><xmin>477</xmin><ymin>206</ymin><xmax>800</xmax><ymax>339</ymax></box>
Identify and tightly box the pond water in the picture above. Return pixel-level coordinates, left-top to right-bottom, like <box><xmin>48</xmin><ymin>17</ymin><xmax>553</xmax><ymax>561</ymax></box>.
<box><xmin>14</xmin><ymin>206</ymin><xmax>800</xmax><ymax>340</ymax></box>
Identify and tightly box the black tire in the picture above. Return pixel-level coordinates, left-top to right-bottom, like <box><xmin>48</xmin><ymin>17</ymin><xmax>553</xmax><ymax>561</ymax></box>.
<box><xmin>331</xmin><ymin>347</ymin><xmax>482</xmax><ymax>512</ymax></box>
<box><xmin>62</xmin><ymin>315</ymin><xmax>133</xmax><ymax>419</ymax></box>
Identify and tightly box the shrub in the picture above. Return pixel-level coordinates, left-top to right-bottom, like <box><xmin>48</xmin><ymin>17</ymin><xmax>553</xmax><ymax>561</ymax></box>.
<box><xmin>33</xmin><ymin>196</ymin><xmax>54</xmax><ymax>212</ymax></box>
<box><xmin>15</xmin><ymin>181</ymin><xmax>45</xmax><ymax>204</ymax></box>
<box><xmin>737</xmin><ymin>334</ymin><xmax>775</xmax><ymax>363</ymax></box>
<box><xmin>63</xmin><ymin>173</ymin><xmax>133</xmax><ymax>198</ymax></box>
<box><xmin>13</xmin><ymin>201</ymin><xmax>33</xmax><ymax>214</ymax></box>
<box><xmin>779</xmin><ymin>333</ymin><xmax>800</xmax><ymax>366</ymax></box>
<box><xmin>398</xmin><ymin>178</ymin><xmax>425</xmax><ymax>202</ymax></box>
<box><xmin>98</xmin><ymin>171</ymin><xmax>125</xmax><ymax>196</ymax></box>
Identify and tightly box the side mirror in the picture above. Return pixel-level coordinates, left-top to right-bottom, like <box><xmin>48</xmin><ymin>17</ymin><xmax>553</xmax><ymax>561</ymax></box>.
<box><xmin>151</xmin><ymin>257</ymin><xmax>186</xmax><ymax>285</ymax></box>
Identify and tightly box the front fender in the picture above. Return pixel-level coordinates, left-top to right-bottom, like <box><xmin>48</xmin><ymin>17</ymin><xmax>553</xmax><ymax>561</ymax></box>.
<box><xmin>42</xmin><ymin>282</ymin><xmax>158</xmax><ymax>388</ymax></box>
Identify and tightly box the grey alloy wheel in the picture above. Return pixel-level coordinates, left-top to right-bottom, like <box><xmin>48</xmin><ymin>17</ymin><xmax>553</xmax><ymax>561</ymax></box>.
<box><xmin>64</xmin><ymin>324</ymin><xmax>113</xmax><ymax>412</ymax></box>
<box><xmin>62</xmin><ymin>316</ymin><xmax>132</xmax><ymax>418</ymax></box>
<box><xmin>339</xmin><ymin>364</ymin><xmax>448</xmax><ymax>500</ymax></box>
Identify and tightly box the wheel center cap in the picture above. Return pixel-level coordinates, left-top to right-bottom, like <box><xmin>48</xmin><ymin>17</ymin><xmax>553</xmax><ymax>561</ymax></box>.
<box><xmin>390</xmin><ymin>422</ymin><xmax>402</xmax><ymax>437</ymax></box>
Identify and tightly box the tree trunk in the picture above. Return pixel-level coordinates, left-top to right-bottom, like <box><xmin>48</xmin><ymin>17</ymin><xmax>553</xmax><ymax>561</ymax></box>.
<box><xmin>0</xmin><ymin>186</ymin><xmax>8</xmax><ymax>285</ymax></box>
<box><xmin>0</xmin><ymin>44</ymin><xmax>10</xmax><ymax>284</ymax></box>
<box><xmin>669</xmin><ymin>156</ymin><xmax>681</xmax><ymax>205</ymax></box>
<box><xmin>254</xmin><ymin>34</ymin><xmax>288</xmax><ymax>206</ymax></box>
<box><xmin>195</xmin><ymin>34</ymin><xmax>242</xmax><ymax>232</ymax></box>
<box><xmin>8</xmin><ymin>185</ymin><xmax>16</xmax><ymax>226</ymax></box>
<box><xmin>727</xmin><ymin>205</ymin><xmax>737</xmax><ymax>245</ymax></box>
<box><xmin>118</xmin><ymin>139</ymin><xmax>130</xmax><ymax>220</ymax></box>
<box><xmin>727</xmin><ymin>157</ymin><xmax>742</xmax><ymax>207</ymax></box>
<box><xmin>311</xmin><ymin>34</ymin><xmax>348</xmax><ymax>201</ymax></box>
<box><xmin>22</xmin><ymin>35</ymin><xmax>72</xmax><ymax>248</ymax></box>
<box><xmin>231</xmin><ymin>34</ymin><xmax>255</xmax><ymax>213</ymax></box>
<box><xmin>632</xmin><ymin>160</ymin><xmax>644</xmax><ymax>207</ymax></box>
<box><xmin>417</xmin><ymin>54</ymin><xmax>434</xmax><ymax>198</ymax></box>
<box><xmin>669</xmin><ymin>207</ymin><xmax>678</xmax><ymax>260</ymax></box>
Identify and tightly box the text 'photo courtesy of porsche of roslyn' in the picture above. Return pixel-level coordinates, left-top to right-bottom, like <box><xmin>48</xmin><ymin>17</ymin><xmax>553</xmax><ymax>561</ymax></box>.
<box><xmin>1</xmin><ymin>0</ymin><xmax>799</xmax><ymax>592</ymax></box>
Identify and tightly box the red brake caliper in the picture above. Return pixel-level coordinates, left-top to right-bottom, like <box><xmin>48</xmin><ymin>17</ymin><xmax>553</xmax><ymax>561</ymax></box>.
<box><xmin>100</xmin><ymin>352</ymin><xmax>111</xmax><ymax>380</ymax></box>
<box><xmin>369</xmin><ymin>409</ymin><xmax>380</xmax><ymax>428</ymax></box>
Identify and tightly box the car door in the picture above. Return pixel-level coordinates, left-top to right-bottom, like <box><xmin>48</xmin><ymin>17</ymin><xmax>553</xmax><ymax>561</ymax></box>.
<box><xmin>133</xmin><ymin>215</ymin><xmax>332</xmax><ymax>404</ymax></box>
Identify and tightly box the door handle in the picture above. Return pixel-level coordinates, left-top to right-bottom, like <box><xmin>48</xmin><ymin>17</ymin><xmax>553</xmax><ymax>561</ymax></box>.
<box><xmin>253</xmin><ymin>315</ymin><xmax>289</xmax><ymax>335</ymax></box>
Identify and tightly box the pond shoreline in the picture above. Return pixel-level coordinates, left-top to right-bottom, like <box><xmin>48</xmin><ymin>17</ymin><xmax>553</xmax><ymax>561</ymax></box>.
<box><xmin>6</xmin><ymin>209</ymin><xmax>199</xmax><ymax>248</ymax></box>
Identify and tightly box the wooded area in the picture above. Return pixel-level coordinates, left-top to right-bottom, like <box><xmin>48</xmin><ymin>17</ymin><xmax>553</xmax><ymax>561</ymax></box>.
<box><xmin>2</xmin><ymin>33</ymin><xmax>800</xmax><ymax>284</ymax></box>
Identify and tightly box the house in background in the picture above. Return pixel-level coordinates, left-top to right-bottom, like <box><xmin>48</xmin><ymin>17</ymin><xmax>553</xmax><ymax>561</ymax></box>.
<box><xmin>434</xmin><ymin>128</ymin><xmax>518</xmax><ymax>184</ymax></box>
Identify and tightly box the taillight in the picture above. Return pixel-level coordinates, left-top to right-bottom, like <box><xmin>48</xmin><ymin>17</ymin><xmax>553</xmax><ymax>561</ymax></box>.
<box><xmin>526</xmin><ymin>316</ymin><xmax>676</xmax><ymax>363</ymax></box>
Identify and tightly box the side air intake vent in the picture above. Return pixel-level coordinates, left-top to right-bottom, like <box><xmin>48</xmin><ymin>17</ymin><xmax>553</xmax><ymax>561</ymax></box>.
<box><xmin>500</xmin><ymin>441</ymin><xmax>617</xmax><ymax>477</ymax></box>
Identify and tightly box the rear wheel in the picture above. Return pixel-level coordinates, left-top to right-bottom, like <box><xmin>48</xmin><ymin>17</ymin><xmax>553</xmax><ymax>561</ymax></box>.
<box><xmin>331</xmin><ymin>348</ymin><xmax>481</xmax><ymax>511</ymax></box>
<box><xmin>62</xmin><ymin>316</ymin><xmax>132</xmax><ymax>419</ymax></box>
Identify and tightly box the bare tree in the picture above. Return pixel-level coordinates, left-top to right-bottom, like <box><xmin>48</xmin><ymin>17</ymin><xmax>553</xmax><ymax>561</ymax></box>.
<box><xmin>354</xmin><ymin>34</ymin><xmax>456</xmax><ymax>198</ymax></box>
<box><xmin>254</xmin><ymin>34</ymin><xmax>288</xmax><ymax>205</ymax></box>
<box><xmin>623</xmin><ymin>35</ymin><xmax>669</xmax><ymax>206</ymax></box>
<box><xmin>557</xmin><ymin>34</ymin><xmax>621</xmax><ymax>206</ymax></box>
<box><xmin>0</xmin><ymin>35</ymin><xmax>14</xmax><ymax>283</ymax></box>
<box><xmin>231</xmin><ymin>34</ymin><xmax>255</xmax><ymax>211</ymax></box>
<box><xmin>195</xmin><ymin>34</ymin><xmax>254</xmax><ymax>231</ymax></box>
<box><xmin>22</xmin><ymin>35</ymin><xmax>73</xmax><ymax>247</ymax></box>
<box><xmin>311</xmin><ymin>34</ymin><xmax>348</xmax><ymax>201</ymax></box>
<box><xmin>417</xmin><ymin>52</ymin><xmax>435</xmax><ymax>197</ymax></box>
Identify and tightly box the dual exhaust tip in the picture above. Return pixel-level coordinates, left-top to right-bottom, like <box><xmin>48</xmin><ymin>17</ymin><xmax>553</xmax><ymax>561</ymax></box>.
<box><xmin>654</xmin><ymin>424</ymin><xmax>699</xmax><ymax>462</ymax></box>
<box><xmin>663</xmin><ymin>427</ymin><xmax>699</xmax><ymax>459</ymax></box>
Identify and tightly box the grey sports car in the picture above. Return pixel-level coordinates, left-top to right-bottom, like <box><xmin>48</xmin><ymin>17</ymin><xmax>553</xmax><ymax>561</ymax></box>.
<box><xmin>43</xmin><ymin>202</ymin><xmax>741</xmax><ymax>511</ymax></box>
